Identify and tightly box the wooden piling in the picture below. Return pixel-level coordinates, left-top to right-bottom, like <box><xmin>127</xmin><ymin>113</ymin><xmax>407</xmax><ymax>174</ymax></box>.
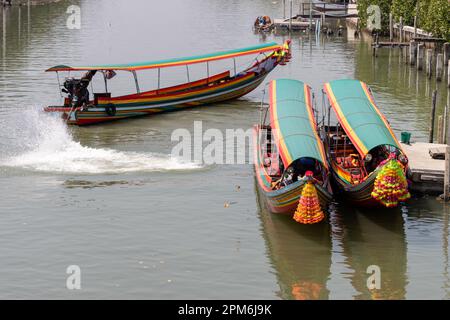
<box><xmin>448</xmin><ymin>61</ymin><xmax>450</xmax><ymax>88</ymax></box>
<box><xmin>309</xmin><ymin>0</ymin><xmax>312</xmax><ymax>31</ymax></box>
<box><xmin>283</xmin><ymin>0</ymin><xmax>286</xmax><ymax>19</ymax></box>
<box><xmin>444</xmin><ymin>97</ymin><xmax>450</xmax><ymax>200</ymax></box>
<box><xmin>417</xmin><ymin>43</ymin><xmax>424</xmax><ymax>70</ymax></box>
<box><xmin>445</xmin><ymin>145</ymin><xmax>450</xmax><ymax>201</ymax></box>
<box><xmin>289</xmin><ymin>0</ymin><xmax>292</xmax><ymax>32</ymax></box>
<box><xmin>444</xmin><ymin>104</ymin><xmax>449</xmax><ymax>144</ymax></box>
<box><xmin>426</xmin><ymin>49</ymin><xmax>433</xmax><ymax>78</ymax></box>
<box><xmin>413</xmin><ymin>15</ymin><xmax>417</xmax><ymax>38</ymax></box>
<box><xmin>399</xmin><ymin>17</ymin><xmax>403</xmax><ymax>43</ymax></box>
<box><xmin>403</xmin><ymin>45</ymin><xmax>409</xmax><ymax>64</ymax></box>
<box><xmin>430</xmin><ymin>90</ymin><xmax>438</xmax><ymax>143</ymax></box>
<box><xmin>444</xmin><ymin>43</ymin><xmax>449</xmax><ymax>66</ymax></box>
<box><xmin>301</xmin><ymin>2</ymin><xmax>304</xmax><ymax>15</ymax></box>
<box><xmin>409</xmin><ymin>41</ymin><xmax>416</xmax><ymax>66</ymax></box>
<box><xmin>389</xmin><ymin>13</ymin><xmax>393</xmax><ymax>42</ymax></box>
<box><xmin>438</xmin><ymin>116</ymin><xmax>444</xmax><ymax>144</ymax></box>
<box><xmin>437</xmin><ymin>53</ymin><xmax>444</xmax><ymax>81</ymax></box>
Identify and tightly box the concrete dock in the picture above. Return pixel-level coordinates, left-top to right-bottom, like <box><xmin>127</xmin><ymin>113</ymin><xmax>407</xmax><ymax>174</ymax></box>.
<box><xmin>401</xmin><ymin>142</ymin><xmax>446</xmax><ymax>194</ymax></box>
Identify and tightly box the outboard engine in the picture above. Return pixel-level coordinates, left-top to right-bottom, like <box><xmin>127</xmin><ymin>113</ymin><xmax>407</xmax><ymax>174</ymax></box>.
<box><xmin>62</xmin><ymin>78</ymin><xmax>82</xmax><ymax>101</ymax></box>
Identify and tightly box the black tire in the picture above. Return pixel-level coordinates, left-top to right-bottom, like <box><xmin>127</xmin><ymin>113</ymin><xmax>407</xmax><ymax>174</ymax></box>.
<box><xmin>105</xmin><ymin>104</ymin><xmax>116</xmax><ymax>116</ymax></box>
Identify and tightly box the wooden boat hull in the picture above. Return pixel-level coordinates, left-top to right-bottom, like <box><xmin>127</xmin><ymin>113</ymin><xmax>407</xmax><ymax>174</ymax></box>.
<box><xmin>323</xmin><ymin>80</ymin><xmax>410</xmax><ymax>208</ymax></box>
<box><xmin>253</xmin><ymin>124</ymin><xmax>333</xmax><ymax>216</ymax></box>
<box><xmin>71</xmin><ymin>73</ymin><xmax>265</xmax><ymax>125</ymax></box>
<box><xmin>45</xmin><ymin>47</ymin><xmax>286</xmax><ymax>126</ymax></box>
<box><xmin>255</xmin><ymin>177</ymin><xmax>333</xmax><ymax>215</ymax></box>
<box><xmin>329</xmin><ymin>162</ymin><xmax>382</xmax><ymax>207</ymax></box>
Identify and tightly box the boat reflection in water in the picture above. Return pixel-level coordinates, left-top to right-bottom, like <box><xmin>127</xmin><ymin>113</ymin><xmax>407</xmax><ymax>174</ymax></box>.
<box><xmin>258</xmin><ymin>188</ymin><xmax>408</xmax><ymax>299</ymax></box>
<box><xmin>256</xmin><ymin>186</ymin><xmax>332</xmax><ymax>300</ymax></box>
<box><xmin>333</xmin><ymin>204</ymin><xmax>408</xmax><ymax>300</ymax></box>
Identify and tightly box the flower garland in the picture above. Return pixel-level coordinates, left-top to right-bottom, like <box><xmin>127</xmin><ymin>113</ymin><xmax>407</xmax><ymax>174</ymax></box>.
<box><xmin>371</xmin><ymin>160</ymin><xmax>410</xmax><ymax>208</ymax></box>
<box><xmin>293</xmin><ymin>180</ymin><xmax>325</xmax><ymax>224</ymax></box>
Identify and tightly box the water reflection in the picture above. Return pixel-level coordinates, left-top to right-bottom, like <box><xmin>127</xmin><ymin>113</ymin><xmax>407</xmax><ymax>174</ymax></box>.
<box><xmin>333</xmin><ymin>204</ymin><xmax>408</xmax><ymax>299</ymax></box>
<box><xmin>257</xmin><ymin>187</ymin><xmax>332</xmax><ymax>300</ymax></box>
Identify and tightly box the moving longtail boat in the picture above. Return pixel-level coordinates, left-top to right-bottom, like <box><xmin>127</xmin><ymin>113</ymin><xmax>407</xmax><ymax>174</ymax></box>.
<box><xmin>323</xmin><ymin>79</ymin><xmax>410</xmax><ymax>208</ymax></box>
<box><xmin>253</xmin><ymin>79</ymin><xmax>333</xmax><ymax>224</ymax></box>
<box><xmin>44</xmin><ymin>41</ymin><xmax>291</xmax><ymax>125</ymax></box>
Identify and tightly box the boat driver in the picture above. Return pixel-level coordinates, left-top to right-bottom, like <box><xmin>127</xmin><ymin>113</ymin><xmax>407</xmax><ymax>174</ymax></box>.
<box><xmin>75</xmin><ymin>70</ymin><xmax>97</xmax><ymax>109</ymax></box>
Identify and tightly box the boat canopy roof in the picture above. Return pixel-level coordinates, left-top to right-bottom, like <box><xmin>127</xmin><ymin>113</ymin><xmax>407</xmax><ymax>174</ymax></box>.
<box><xmin>269</xmin><ymin>79</ymin><xmax>328</xmax><ymax>169</ymax></box>
<box><xmin>324</xmin><ymin>79</ymin><xmax>401</xmax><ymax>157</ymax></box>
<box><xmin>46</xmin><ymin>42</ymin><xmax>282</xmax><ymax>72</ymax></box>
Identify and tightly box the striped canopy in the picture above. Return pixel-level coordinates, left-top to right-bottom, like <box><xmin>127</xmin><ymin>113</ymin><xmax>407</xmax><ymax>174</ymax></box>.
<box><xmin>46</xmin><ymin>42</ymin><xmax>282</xmax><ymax>72</ymax></box>
<box><xmin>324</xmin><ymin>79</ymin><xmax>401</xmax><ymax>157</ymax></box>
<box><xmin>269</xmin><ymin>79</ymin><xmax>328</xmax><ymax>169</ymax></box>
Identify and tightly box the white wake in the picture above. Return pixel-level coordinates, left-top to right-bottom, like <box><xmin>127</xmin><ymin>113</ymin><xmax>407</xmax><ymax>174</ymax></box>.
<box><xmin>2</xmin><ymin>108</ymin><xmax>199</xmax><ymax>174</ymax></box>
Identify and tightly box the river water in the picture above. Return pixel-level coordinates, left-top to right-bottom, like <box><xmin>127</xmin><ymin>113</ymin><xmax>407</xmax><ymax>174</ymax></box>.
<box><xmin>0</xmin><ymin>0</ymin><xmax>449</xmax><ymax>299</ymax></box>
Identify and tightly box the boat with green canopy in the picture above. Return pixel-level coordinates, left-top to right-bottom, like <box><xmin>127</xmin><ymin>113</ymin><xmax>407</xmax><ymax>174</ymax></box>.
<box><xmin>323</xmin><ymin>79</ymin><xmax>410</xmax><ymax>208</ymax></box>
<box><xmin>44</xmin><ymin>41</ymin><xmax>291</xmax><ymax>125</ymax></box>
<box><xmin>253</xmin><ymin>79</ymin><xmax>333</xmax><ymax>224</ymax></box>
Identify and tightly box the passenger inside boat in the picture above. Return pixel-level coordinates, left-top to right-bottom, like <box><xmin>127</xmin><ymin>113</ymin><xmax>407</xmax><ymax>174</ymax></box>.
<box><xmin>280</xmin><ymin>157</ymin><xmax>322</xmax><ymax>187</ymax></box>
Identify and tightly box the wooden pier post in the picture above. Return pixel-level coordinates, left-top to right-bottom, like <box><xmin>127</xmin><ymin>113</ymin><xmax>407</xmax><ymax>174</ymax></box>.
<box><xmin>429</xmin><ymin>90</ymin><xmax>437</xmax><ymax>143</ymax></box>
<box><xmin>437</xmin><ymin>53</ymin><xmax>444</xmax><ymax>81</ymax></box>
<box><xmin>389</xmin><ymin>13</ymin><xmax>393</xmax><ymax>42</ymax></box>
<box><xmin>417</xmin><ymin>43</ymin><xmax>424</xmax><ymax>70</ymax></box>
<box><xmin>445</xmin><ymin>145</ymin><xmax>450</xmax><ymax>201</ymax></box>
<box><xmin>399</xmin><ymin>17</ymin><xmax>403</xmax><ymax>43</ymax></box>
<box><xmin>289</xmin><ymin>0</ymin><xmax>292</xmax><ymax>32</ymax></box>
<box><xmin>445</xmin><ymin>95</ymin><xmax>450</xmax><ymax>200</ymax></box>
<box><xmin>403</xmin><ymin>45</ymin><xmax>409</xmax><ymax>64</ymax></box>
<box><xmin>283</xmin><ymin>0</ymin><xmax>286</xmax><ymax>19</ymax></box>
<box><xmin>444</xmin><ymin>104</ymin><xmax>449</xmax><ymax>143</ymax></box>
<box><xmin>438</xmin><ymin>116</ymin><xmax>444</xmax><ymax>144</ymax></box>
<box><xmin>444</xmin><ymin>43</ymin><xmax>449</xmax><ymax>66</ymax></box>
<box><xmin>426</xmin><ymin>49</ymin><xmax>433</xmax><ymax>78</ymax></box>
<box><xmin>413</xmin><ymin>15</ymin><xmax>417</xmax><ymax>38</ymax></box>
<box><xmin>301</xmin><ymin>2</ymin><xmax>304</xmax><ymax>15</ymax></box>
<box><xmin>409</xmin><ymin>41</ymin><xmax>416</xmax><ymax>66</ymax></box>
<box><xmin>448</xmin><ymin>61</ymin><xmax>450</xmax><ymax>88</ymax></box>
<box><xmin>309</xmin><ymin>0</ymin><xmax>313</xmax><ymax>31</ymax></box>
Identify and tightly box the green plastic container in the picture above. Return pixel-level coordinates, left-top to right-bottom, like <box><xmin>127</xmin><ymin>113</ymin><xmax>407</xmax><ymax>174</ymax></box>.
<box><xmin>401</xmin><ymin>132</ymin><xmax>411</xmax><ymax>144</ymax></box>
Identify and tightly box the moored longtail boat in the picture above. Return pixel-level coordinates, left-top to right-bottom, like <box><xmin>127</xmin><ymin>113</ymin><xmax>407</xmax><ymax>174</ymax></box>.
<box><xmin>253</xmin><ymin>79</ymin><xmax>333</xmax><ymax>224</ymax></box>
<box><xmin>323</xmin><ymin>79</ymin><xmax>410</xmax><ymax>208</ymax></box>
<box><xmin>44</xmin><ymin>42</ymin><xmax>291</xmax><ymax>125</ymax></box>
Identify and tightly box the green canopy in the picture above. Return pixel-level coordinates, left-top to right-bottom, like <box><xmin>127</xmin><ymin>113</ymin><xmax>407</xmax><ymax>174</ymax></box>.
<box><xmin>46</xmin><ymin>42</ymin><xmax>282</xmax><ymax>72</ymax></box>
<box><xmin>269</xmin><ymin>79</ymin><xmax>328</xmax><ymax>168</ymax></box>
<box><xmin>324</xmin><ymin>79</ymin><xmax>401</xmax><ymax>156</ymax></box>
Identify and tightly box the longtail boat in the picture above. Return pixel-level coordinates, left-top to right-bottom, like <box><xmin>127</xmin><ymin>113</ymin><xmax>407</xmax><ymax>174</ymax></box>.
<box><xmin>253</xmin><ymin>79</ymin><xmax>333</xmax><ymax>224</ymax></box>
<box><xmin>44</xmin><ymin>42</ymin><xmax>291</xmax><ymax>125</ymax></box>
<box><xmin>323</xmin><ymin>79</ymin><xmax>410</xmax><ymax>208</ymax></box>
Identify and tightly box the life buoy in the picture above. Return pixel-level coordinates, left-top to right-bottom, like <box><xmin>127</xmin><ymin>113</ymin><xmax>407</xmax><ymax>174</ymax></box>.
<box><xmin>105</xmin><ymin>104</ymin><xmax>116</xmax><ymax>116</ymax></box>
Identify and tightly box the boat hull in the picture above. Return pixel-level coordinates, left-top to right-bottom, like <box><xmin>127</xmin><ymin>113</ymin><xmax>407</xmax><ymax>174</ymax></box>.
<box><xmin>45</xmin><ymin>49</ymin><xmax>285</xmax><ymax>126</ymax></box>
<box><xmin>72</xmin><ymin>74</ymin><xmax>266</xmax><ymax>125</ymax></box>
<box><xmin>255</xmin><ymin>178</ymin><xmax>333</xmax><ymax>215</ymax></box>
<box><xmin>329</xmin><ymin>165</ymin><xmax>381</xmax><ymax>207</ymax></box>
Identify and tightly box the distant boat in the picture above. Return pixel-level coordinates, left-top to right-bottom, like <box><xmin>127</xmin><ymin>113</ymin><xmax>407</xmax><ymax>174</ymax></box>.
<box><xmin>323</xmin><ymin>79</ymin><xmax>410</xmax><ymax>208</ymax></box>
<box><xmin>253</xmin><ymin>79</ymin><xmax>333</xmax><ymax>224</ymax></box>
<box><xmin>44</xmin><ymin>42</ymin><xmax>290</xmax><ymax>125</ymax></box>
